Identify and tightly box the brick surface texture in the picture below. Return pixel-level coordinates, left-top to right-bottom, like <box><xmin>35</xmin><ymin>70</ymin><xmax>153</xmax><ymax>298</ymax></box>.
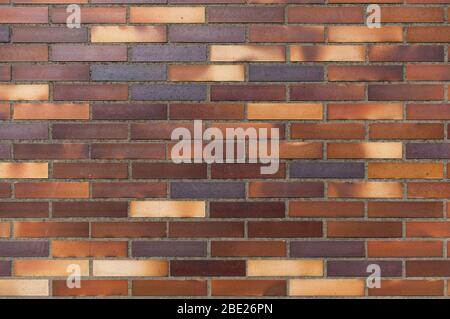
<box><xmin>0</xmin><ymin>0</ymin><xmax>449</xmax><ymax>298</ymax></box>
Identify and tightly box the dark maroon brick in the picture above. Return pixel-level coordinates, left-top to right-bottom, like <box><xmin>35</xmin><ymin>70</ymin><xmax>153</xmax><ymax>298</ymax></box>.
<box><xmin>208</xmin><ymin>7</ymin><xmax>284</xmax><ymax>23</ymax></box>
<box><xmin>91</xmin><ymin>144</ymin><xmax>165</xmax><ymax>159</ymax></box>
<box><xmin>131</xmin><ymin>45</ymin><xmax>207</xmax><ymax>62</ymax></box>
<box><xmin>92</xmin><ymin>103</ymin><xmax>167</xmax><ymax>120</ymax></box>
<box><xmin>0</xmin><ymin>145</ymin><xmax>10</xmax><ymax>159</ymax></box>
<box><xmin>0</xmin><ymin>124</ymin><xmax>48</xmax><ymax>139</ymax></box>
<box><xmin>171</xmin><ymin>260</ymin><xmax>246</xmax><ymax>276</ymax></box>
<box><xmin>52</xmin><ymin>124</ymin><xmax>128</xmax><ymax>140</ymax></box>
<box><xmin>13</xmin><ymin>64</ymin><xmax>90</xmax><ymax>81</ymax></box>
<box><xmin>132</xmin><ymin>163</ymin><xmax>207</xmax><ymax>179</ymax></box>
<box><xmin>0</xmin><ymin>202</ymin><xmax>48</xmax><ymax>218</ymax></box>
<box><xmin>210</xmin><ymin>202</ymin><xmax>285</xmax><ymax>218</ymax></box>
<box><xmin>290</xmin><ymin>162</ymin><xmax>365</xmax><ymax>178</ymax></box>
<box><xmin>248</xmin><ymin>221</ymin><xmax>323</xmax><ymax>238</ymax></box>
<box><xmin>327</xmin><ymin>260</ymin><xmax>402</xmax><ymax>277</ymax></box>
<box><xmin>290</xmin><ymin>241</ymin><xmax>365</xmax><ymax>257</ymax></box>
<box><xmin>171</xmin><ymin>182</ymin><xmax>245</xmax><ymax>199</ymax></box>
<box><xmin>0</xmin><ymin>241</ymin><xmax>49</xmax><ymax>257</ymax></box>
<box><xmin>169</xmin><ymin>26</ymin><xmax>245</xmax><ymax>42</ymax></box>
<box><xmin>211</xmin><ymin>85</ymin><xmax>285</xmax><ymax>101</ymax></box>
<box><xmin>14</xmin><ymin>144</ymin><xmax>89</xmax><ymax>160</ymax></box>
<box><xmin>12</xmin><ymin>27</ymin><xmax>88</xmax><ymax>42</ymax></box>
<box><xmin>249</xmin><ymin>65</ymin><xmax>324</xmax><ymax>82</ymax></box>
<box><xmin>132</xmin><ymin>241</ymin><xmax>207</xmax><ymax>257</ymax></box>
<box><xmin>53</xmin><ymin>163</ymin><xmax>128</xmax><ymax>179</ymax></box>
<box><xmin>53</xmin><ymin>202</ymin><xmax>128</xmax><ymax>218</ymax></box>
<box><xmin>0</xmin><ymin>261</ymin><xmax>11</xmax><ymax>276</ymax></box>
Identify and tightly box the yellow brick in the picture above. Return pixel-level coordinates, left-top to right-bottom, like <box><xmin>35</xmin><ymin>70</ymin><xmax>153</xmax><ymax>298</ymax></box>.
<box><xmin>130</xmin><ymin>7</ymin><xmax>205</xmax><ymax>23</ymax></box>
<box><xmin>130</xmin><ymin>201</ymin><xmax>206</xmax><ymax>218</ymax></box>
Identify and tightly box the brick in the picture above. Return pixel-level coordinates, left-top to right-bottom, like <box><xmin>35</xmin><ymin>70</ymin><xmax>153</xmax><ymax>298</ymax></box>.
<box><xmin>381</xmin><ymin>7</ymin><xmax>444</xmax><ymax>22</ymax></box>
<box><xmin>52</xmin><ymin>45</ymin><xmax>127</xmax><ymax>62</ymax></box>
<box><xmin>92</xmin><ymin>64</ymin><xmax>167</xmax><ymax>81</ymax></box>
<box><xmin>248</xmin><ymin>221</ymin><xmax>322</xmax><ymax>238</ymax></box>
<box><xmin>369</xmin><ymin>45</ymin><xmax>444</xmax><ymax>62</ymax></box>
<box><xmin>14</xmin><ymin>104</ymin><xmax>89</xmax><ymax>120</ymax></box>
<box><xmin>408</xmin><ymin>183</ymin><xmax>450</xmax><ymax>198</ymax></box>
<box><xmin>52</xmin><ymin>124</ymin><xmax>128</xmax><ymax>139</ymax></box>
<box><xmin>0</xmin><ymin>66</ymin><xmax>10</xmax><ymax>81</ymax></box>
<box><xmin>92</xmin><ymin>103</ymin><xmax>166</xmax><ymax>120</ymax></box>
<box><xmin>0</xmin><ymin>163</ymin><xmax>48</xmax><ymax>178</ymax></box>
<box><xmin>211</xmin><ymin>241</ymin><xmax>286</xmax><ymax>257</ymax></box>
<box><xmin>169</xmin><ymin>26</ymin><xmax>245</xmax><ymax>42</ymax></box>
<box><xmin>290</xmin><ymin>84</ymin><xmax>365</xmax><ymax>101</ymax></box>
<box><xmin>289</xmin><ymin>201</ymin><xmax>364</xmax><ymax>218</ymax></box>
<box><xmin>132</xmin><ymin>45</ymin><xmax>207</xmax><ymax>62</ymax></box>
<box><xmin>212</xmin><ymin>280</ymin><xmax>286</xmax><ymax>297</ymax></box>
<box><xmin>290</xmin><ymin>162</ymin><xmax>364</xmax><ymax>178</ymax></box>
<box><xmin>130</xmin><ymin>7</ymin><xmax>205</xmax><ymax>23</ymax></box>
<box><xmin>91</xmin><ymin>26</ymin><xmax>166</xmax><ymax>43</ymax></box>
<box><xmin>327</xmin><ymin>221</ymin><xmax>402</xmax><ymax>237</ymax></box>
<box><xmin>171</xmin><ymin>260</ymin><xmax>245</xmax><ymax>276</ymax></box>
<box><xmin>211</xmin><ymin>85</ymin><xmax>285</xmax><ymax>101</ymax></box>
<box><xmin>133</xmin><ymin>241</ymin><xmax>206</xmax><ymax>257</ymax></box>
<box><xmin>14</xmin><ymin>222</ymin><xmax>89</xmax><ymax>238</ymax></box>
<box><xmin>92</xmin><ymin>182</ymin><xmax>166</xmax><ymax>198</ymax></box>
<box><xmin>171</xmin><ymin>182</ymin><xmax>245</xmax><ymax>198</ymax></box>
<box><xmin>169</xmin><ymin>65</ymin><xmax>244</xmax><ymax>82</ymax></box>
<box><xmin>0</xmin><ymin>261</ymin><xmax>11</xmax><ymax>276</ymax></box>
<box><xmin>211</xmin><ymin>45</ymin><xmax>285</xmax><ymax>61</ymax></box>
<box><xmin>368</xmin><ymin>201</ymin><xmax>443</xmax><ymax>218</ymax></box>
<box><xmin>328</xmin><ymin>103</ymin><xmax>403</xmax><ymax>120</ymax></box>
<box><xmin>53</xmin><ymin>280</ymin><xmax>128</xmax><ymax>297</ymax></box>
<box><xmin>288</xmin><ymin>6</ymin><xmax>363</xmax><ymax>23</ymax></box>
<box><xmin>0</xmin><ymin>280</ymin><xmax>48</xmax><ymax>297</ymax></box>
<box><xmin>0</xmin><ymin>45</ymin><xmax>48</xmax><ymax>62</ymax></box>
<box><xmin>211</xmin><ymin>163</ymin><xmax>284</xmax><ymax>179</ymax></box>
<box><xmin>291</xmin><ymin>123</ymin><xmax>365</xmax><ymax>139</ymax></box>
<box><xmin>0</xmin><ymin>27</ymin><xmax>9</xmax><ymax>42</ymax></box>
<box><xmin>289</xmin><ymin>279</ymin><xmax>364</xmax><ymax>297</ymax></box>
<box><xmin>369</xmin><ymin>84</ymin><xmax>444</xmax><ymax>101</ymax></box>
<box><xmin>408</xmin><ymin>27</ymin><xmax>450</xmax><ymax>42</ymax></box>
<box><xmin>0</xmin><ymin>202</ymin><xmax>49</xmax><ymax>218</ymax></box>
<box><xmin>248</xmin><ymin>260</ymin><xmax>323</xmax><ymax>276</ymax></box>
<box><xmin>210</xmin><ymin>202</ymin><xmax>284</xmax><ymax>218</ymax></box>
<box><xmin>0</xmin><ymin>124</ymin><xmax>48</xmax><ymax>139</ymax></box>
<box><xmin>248</xmin><ymin>103</ymin><xmax>322</xmax><ymax>120</ymax></box>
<box><xmin>369</xmin><ymin>123</ymin><xmax>444</xmax><ymax>139</ymax></box>
<box><xmin>14</xmin><ymin>260</ymin><xmax>89</xmax><ymax>276</ymax></box>
<box><xmin>13</xmin><ymin>65</ymin><xmax>90</xmax><ymax>81</ymax></box>
<box><xmin>368</xmin><ymin>163</ymin><xmax>444</xmax><ymax>179</ymax></box>
<box><xmin>407</xmin><ymin>143</ymin><xmax>450</xmax><ymax>159</ymax></box>
<box><xmin>93</xmin><ymin>260</ymin><xmax>168</xmax><ymax>277</ymax></box>
<box><xmin>169</xmin><ymin>221</ymin><xmax>244</xmax><ymax>238</ymax></box>
<box><xmin>133</xmin><ymin>163</ymin><xmax>207</xmax><ymax>179</ymax></box>
<box><xmin>53</xmin><ymin>241</ymin><xmax>127</xmax><ymax>258</ymax></box>
<box><xmin>291</xmin><ymin>241</ymin><xmax>365</xmax><ymax>257</ymax></box>
<box><xmin>406</xmin><ymin>65</ymin><xmax>450</xmax><ymax>81</ymax></box>
<box><xmin>330</xmin><ymin>26</ymin><xmax>403</xmax><ymax>42</ymax></box>
<box><xmin>290</xmin><ymin>45</ymin><xmax>365</xmax><ymax>61</ymax></box>
<box><xmin>208</xmin><ymin>6</ymin><xmax>284</xmax><ymax>22</ymax></box>
<box><xmin>368</xmin><ymin>241</ymin><xmax>443</xmax><ymax>258</ymax></box>
<box><xmin>170</xmin><ymin>103</ymin><xmax>244</xmax><ymax>119</ymax></box>
<box><xmin>369</xmin><ymin>280</ymin><xmax>443</xmax><ymax>297</ymax></box>
<box><xmin>0</xmin><ymin>7</ymin><xmax>48</xmax><ymax>23</ymax></box>
<box><xmin>0</xmin><ymin>184</ymin><xmax>10</xmax><ymax>198</ymax></box>
<box><xmin>52</xmin><ymin>7</ymin><xmax>126</xmax><ymax>23</ymax></box>
<box><xmin>328</xmin><ymin>260</ymin><xmax>402</xmax><ymax>277</ymax></box>
<box><xmin>52</xmin><ymin>201</ymin><xmax>128</xmax><ymax>218</ymax></box>
<box><xmin>54</xmin><ymin>84</ymin><xmax>128</xmax><ymax>101</ymax></box>
<box><xmin>0</xmin><ymin>241</ymin><xmax>49</xmax><ymax>257</ymax></box>
<box><xmin>130</xmin><ymin>201</ymin><xmax>205</xmax><ymax>218</ymax></box>
<box><xmin>328</xmin><ymin>142</ymin><xmax>402</xmax><ymax>159</ymax></box>
<box><xmin>328</xmin><ymin>65</ymin><xmax>403</xmax><ymax>81</ymax></box>
<box><xmin>249</xmin><ymin>181</ymin><xmax>323</xmax><ymax>198</ymax></box>
<box><xmin>250</xmin><ymin>26</ymin><xmax>324</xmax><ymax>42</ymax></box>
<box><xmin>131</xmin><ymin>84</ymin><xmax>206</xmax><ymax>101</ymax></box>
<box><xmin>0</xmin><ymin>84</ymin><xmax>48</xmax><ymax>100</ymax></box>
<box><xmin>14</xmin><ymin>144</ymin><xmax>89</xmax><ymax>160</ymax></box>
<box><xmin>92</xmin><ymin>222</ymin><xmax>166</xmax><ymax>238</ymax></box>
<box><xmin>328</xmin><ymin>182</ymin><xmax>403</xmax><ymax>198</ymax></box>
<box><xmin>0</xmin><ymin>222</ymin><xmax>10</xmax><ymax>238</ymax></box>
<box><xmin>249</xmin><ymin>65</ymin><xmax>323</xmax><ymax>82</ymax></box>
<box><xmin>12</xmin><ymin>27</ymin><xmax>87</xmax><ymax>42</ymax></box>
<box><xmin>15</xmin><ymin>182</ymin><xmax>89</xmax><ymax>199</ymax></box>
<box><xmin>91</xmin><ymin>144</ymin><xmax>165</xmax><ymax>159</ymax></box>
<box><xmin>407</xmin><ymin>222</ymin><xmax>450</xmax><ymax>238</ymax></box>
<box><xmin>133</xmin><ymin>280</ymin><xmax>207</xmax><ymax>297</ymax></box>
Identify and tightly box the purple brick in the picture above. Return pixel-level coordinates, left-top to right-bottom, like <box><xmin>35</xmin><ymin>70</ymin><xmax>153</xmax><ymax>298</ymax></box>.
<box><xmin>171</xmin><ymin>182</ymin><xmax>245</xmax><ymax>198</ymax></box>
<box><xmin>290</xmin><ymin>162</ymin><xmax>365</xmax><ymax>178</ymax></box>
<box><xmin>93</xmin><ymin>0</ymin><xmax>165</xmax><ymax>2</ymax></box>
<box><xmin>327</xmin><ymin>260</ymin><xmax>402</xmax><ymax>277</ymax></box>
<box><xmin>208</xmin><ymin>7</ymin><xmax>284</xmax><ymax>23</ymax></box>
<box><xmin>91</xmin><ymin>64</ymin><xmax>166</xmax><ymax>81</ymax></box>
<box><xmin>0</xmin><ymin>241</ymin><xmax>49</xmax><ymax>257</ymax></box>
<box><xmin>249</xmin><ymin>65</ymin><xmax>324</xmax><ymax>82</ymax></box>
<box><xmin>12</xmin><ymin>27</ymin><xmax>88</xmax><ymax>43</ymax></box>
<box><xmin>131</xmin><ymin>45</ymin><xmax>207</xmax><ymax>62</ymax></box>
<box><xmin>0</xmin><ymin>27</ymin><xmax>9</xmax><ymax>42</ymax></box>
<box><xmin>0</xmin><ymin>261</ymin><xmax>11</xmax><ymax>276</ymax></box>
<box><xmin>171</xmin><ymin>260</ymin><xmax>246</xmax><ymax>276</ymax></box>
<box><xmin>131</xmin><ymin>84</ymin><xmax>206</xmax><ymax>101</ymax></box>
<box><xmin>92</xmin><ymin>103</ymin><xmax>167</xmax><ymax>120</ymax></box>
<box><xmin>290</xmin><ymin>241</ymin><xmax>365</xmax><ymax>257</ymax></box>
<box><xmin>0</xmin><ymin>124</ymin><xmax>48</xmax><ymax>140</ymax></box>
<box><xmin>132</xmin><ymin>241</ymin><xmax>206</xmax><ymax>257</ymax></box>
<box><xmin>0</xmin><ymin>145</ymin><xmax>10</xmax><ymax>159</ymax></box>
<box><xmin>169</xmin><ymin>26</ymin><xmax>245</xmax><ymax>43</ymax></box>
<box><xmin>406</xmin><ymin>143</ymin><xmax>450</xmax><ymax>159</ymax></box>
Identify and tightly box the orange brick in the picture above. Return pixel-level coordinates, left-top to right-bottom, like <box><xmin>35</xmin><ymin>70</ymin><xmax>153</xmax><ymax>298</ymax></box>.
<box><xmin>211</xmin><ymin>45</ymin><xmax>285</xmax><ymax>62</ymax></box>
<box><xmin>329</xmin><ymin>26</ymin><xmax>403</xmax><ymax>42</ymax></box>
<box><xmin>169</xmin><ymin>65</ymin><xmax>245</xmax><ymax>82</ymax></box>
<box><xmin>0</xmin><ymin>163</ymin><xmax>48</xmax><ymax>178</ymax></box>
<box><xmin>93</xmin><ymin>260</ymin><xmax>168</xmax><ymax>277</ymax></box>
<box><xmin>15</xmin><ymin>182</ymin><xmax>89</xmax><ymax>198</ymax></box>
<box><xmin>369</xmin><ymin>280</ymin><xmax>444</xmax><ymax>296</ymax></box>
<box><xmin>380</xmin><ymin>7</ymin><xmax>444</xmax><ymax>22</ymax></box>
<box><xmin>52</xmin><ymin>241</ymin><xmax>128</xmax><ymax>258</ymax></box>
<box><xmin>291</xmin><ymin>123</ymin><xmax>365</xmax><ymax>139</ymax></box>
<box><xmin>408</xmin><ymin>183</ymin><xmax>450</xmax><ymax>198</ymax></box>
<box><xmin>368</xmin><ymin>241</ymin><xmax>443</xmax><ymax>257</ymax></box>
<box><xmin>247</xmin><ymin>103</ymin><xmax>323</xmax><ymax>120</ymax></box>
<box><xmin>327</xmin><ymin>142</ymin><xmax>402</xmax><ymax>159</ymax></box>
<box><xmin>328</xmin><ymin>103</ymin><xmax>403</xmax><ymax>120</ymax></box>
<box><xmin>289</xmin><ymin>201</ymin><xmax>364</xmax><ymax>218</ymax></box>
<box><xmin>0</xmin><ymin>222</ymin><xmax>10</xmax><ymax>238</ymax></box>
<box><xmin>130</xmin><ymin>201</ymin><xmax>206</xmax><ymax>218</ymax></box>
<box><xmin>14</xmin><ymin>260</ymin><xmax>89</xmax><ymax>276</ymax></box>
<box><xmin>289</xmin><ymin>279</ymin><xmax>365</xmax><ymax>296</ymax></box>
<box><xmin>13</xmin><ymin>103</ymin><xmax>89</xmax><ymax>120</ymax></box>
<box><xmin>0</xmin><ymin>85</ymin><xmax>49</xmax><ymax>101</ymax></box>
<box><xmin>407</xmin><ymin>222</ymin><xmax>450</xmax><ymax>238</ymax></box>
<box><xmin>130</xmin><ymin>7</ymin><xmax>205</xmax><ymax>23</ymax></box>
<box><xmin>247</xmin><ymin>260</ymin><xmax>323</xmax><ymax>276</ymax></box>
<box><xmin>328</xmin><ymin>182</ymin><xmax>403</xmax><ymax>198</ymax></box>
<box><xmin>369</xmin><ymin>123</ymin><xmax>444</xmax><ymax>139</ymax></box>
<box><xmin>279</xmin><ymin>142</ymin><xmax>323</xmax><ymax>159</ymax></box>
<box><xmin>406</xmin><ymin>65</ymin><xmax>450</xmax><ymax>81</ymax></box>
<box><xmin>407</xmin><ymin>27</ymin><xmax>450</xmax><ymax>42</ymax></box>
<box><xmin>0</xmin><ymin>280</ymin><xmax>49</xmax><ymax>297</ymax></box>
<box><xmin>368</xmin><ymin>163</ymin><xmax>444</xmax><ymax>179</ymax></box>
<box><xmin>328</xmin><ymin>221</ymin><xmax>402</xmax><ymax>237</ymax></box>
<box><xmin>91</xmin><ymin>26</ymin><xmax>166</xmax><ymax>43</ymax></box>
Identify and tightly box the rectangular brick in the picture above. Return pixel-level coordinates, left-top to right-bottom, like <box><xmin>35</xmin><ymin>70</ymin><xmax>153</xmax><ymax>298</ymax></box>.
<box><xmin>52</xmin><ymin>124</ymin><xmax>128</xmax><ymax>139</ymax></box>
<box><xmin>92</xmin><ymin>64</ymin><xmax>166</xmax><ymax>81</ymax></box>
<box><xmin>250</xmin><ymin>26</ymin><xmax>324</xmax><ymax>42</ymax></box>
<box><xmin>0</xmin><ymin>7</ymin><xmax>48</xmax><ymax>23</ymax></box>
<box><xmin>169</xmin><ymin>26</ymin><xmax>245</xmax><ymax>42</ymax></box>
<box><xmin>328</xmin><ymin>182</ymin><xmax>403</xmax><ymax>198</ymax></box>
<box><xmin>54</xmin><ymin>84</ymin><xmax>128</xmax><ymax>101</ymax></box>
<box><xmin>368</xmin><ymin>201</ymin><xmax>443</xmax><ymax>218</ymax></box>
<box><xmin>249</xmin><ymin>65</ymin><xmax>323</xmax><ymax>82</ymax></box>
<box><xmin>52</xmin><ymin>201</ymin><xmax>128</xmax><ymax>218</ymax></box>
<box><xmin>14</xmin><ymin>144</ymin><xmax>88</xmax><ymax>160</ymax></box>
<box><xmin>209</xmin><ymin>6</ymin><xmax>284</xmax><ymax>22</ymax></box>
<box><xmin>132</xmin><ymin>45</ymin><xmax>207</xmax><ymax>62</ymax></box>
<box><xmin>14</xmin><ymin>222</ymin><xmax>89</xmax><ymax>238</ymax></box>
<box><xmin>0</xmin><ymin>280</ymin><xmax>48</xmax><ymax>297</ymax></box>
<box><xmin>171</xmin><ymin>182</ymin><xmax>245</xmax><ymax>198</ymax></box>
<box><xmin>13</xmin><ymin>65</ymin><xmax>89</xmax><ymax>81</ymax></box>
<box><xmin>12</xmin><ymin>27</ymin><xmax>87</xmax><ymax>42</ymax></box>
<box><xmin>290</xmin><ymin>45</ymin><xmax>365</xmax><ymax>61</ymax></box>
<box><xmin>52</xmin><ymin>45</ymin><xmax>127</xmax><ymax>62</ymax></box>
<box><xmin>131</xmin><ymin>7</ymin><xmax>205</xmax><ymax>23</ymax></box>
<box><xmin>52</xmin><ymin>7</ymin><xmax>126</xmax><ymax>23</ymax></box>
<box><xmin>211</xmin><ymin>45</ymin><xmax>285</xmax><ymax>61</ymax></box>
<box><xmin>91</xmin><ymin>26</ymin><xmax>166</xmax><ymax>43</ymax></box>
<box><xmin>131</xmin><ymin>84</ymin><xmax>206</xmax><ymax>101</ymax></box>
<box><xmin>0</xmin><ymin>84</ymin><xmax>48</xmax><ymax>100</ymax></box>
<box><xmin>289</xmin><ymin>201</ymin><xmax>364</xmax><ymax>218</ymax></box>
<box><xmin>15</xmin><ymin>182</ymin><xmax>89</xmax><ymax>199</ymax></box>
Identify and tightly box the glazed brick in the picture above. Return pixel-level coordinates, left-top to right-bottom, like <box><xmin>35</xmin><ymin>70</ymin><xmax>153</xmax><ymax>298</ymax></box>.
<box><xmin>0</xmin><ymin>45</ymin><xmax>48</xmax><ymax>62</ymax></box>
<box><xmin>170</xmin><ymin>103</ymin><xmax>244</xmax><ymax>120</ymax></box>
<box><xmin>290</xmin><ymin>84</ymin><xmax>365</xmax><ymax>101</ymax></box>
<box><xmin>211</xmin><ymin>85</ymin><xmax>285</xmax><ymax>101</ymax></box>
<box><xmin>211</xmin><ymin>45</ymin><xmax>285</xmax><ymax>62</ymax></box>
<box><xmin>0</xmin><ymin>241</ymin><xmax>49</xmax><ymax>257</ymax></box>
<box><xmin>210</xmin><ymin>202</ymin><xmax>284</xmax><ymax>218</ymax></box>
<box><xmin>171</xmin><ymin>260</ymin><xmax>246</xmax><ymax>276</ymax></box>
<box><xmin>54</xmin><ymin>84</ymin><xmax>128</xmax><ymax>101</ymax></box>
<box><xmin>380</xmin><ymin>7</ymin><xmax>444</xmax><ymax>22</ymax></box>
<box><xmin>15</xmin><ymin>182</ymin><xmax>89</xmax><ymax>199</ymax></box>
<box><xmin>14</xmin><ymin>144</ymin><xmax>89</xmax><ymax>160</ymax></box>
<box><xmin>291</xmin><ymin>241</ymin><xmax>365</xmax><ymax>257</ymax></box>
<box><xmin>13</xmin><ymin>65</ymin><xmax>90</xmax><ymax>81</ymax></box>
<box><xmin>169</xmin><ymin>26</ymin><xmax>245</xmax><ymax>42</ymax></box>
<box><xmin>52</xmin><ymin>241</ymin><xmax>127</xmax><ymax>258</ymax></box>
<box><xmin>133</xmin><ymin>163</ymin><xmax>207</xmax><ymax>179</ymax></box>
<box><xmin>407</xmin><ymin>261</ymin><xmax>450</xmax><ymax>277</ymax></box>
<box><xmin>328</xmin><ymin>181</ymin><xmax>403</xmax><ymax>198</ymax></box>
<box><xmin>290</xmin><ymin>45</ymin><xmax>365</xmax><ymax>61</ymax></box>
<box><xmin>328</xmin><ymin>261</ymin><xmax>402</xmax><ymax>277</ymax></box>
<box><xmin>368</xmin><ymin>84</ymin><xmax>444</xmax><ymax>101</ymax></box>
<box><xmin>369</xmin><ymin>280</ymin><xmax>444</xmax><ymax>297</ymax></box>
<box><xmin>408</xmin><ymin>26</ymin><xmax>450</xmax><ymax>42</ymax></box>
<box><xmin>91</xmin><ymin>144</ymin><xmax>165</xmax><ymax>159</ymax></box>
<box><xmin>92</xmin><ymin>103</ymin><xmax>167</xmax><ymax>120</ymax></box>
<box><xmin>130</xmin><ymin>7</ymin><xmax>205</xmax><ymax>23</ymax></box>
<box><xmin>52</xmin><ymin>45</ymin><xmax>127</xmax><ymax>62</ymax></box>
<box><xmin>368</xmin><ymin>163</ymin><xmax>444</xmax><ymax>179</ymax></box>
<box><xmin>91</xmin><ymin>26</ymin><xmax>166</xmax><ymax>43</ymax></box>
<box><xmin>211</xmin><ymin>241</ymin><xmax>286</xmax><ymax>257</ymax></box>
<box><xmin>290</xmin><ymin>162</ymin><xmax>364</xmax><ymax>179</ymax></box>
<box><xmin>169</xmin><ymin>65</ymin><xmax>244</xmax><ymax>82</ymax></box>
<box><xmin>249</xmin><ymin>26</ymin><xmax>324</xmax><ymax>42</ymax></box>
<box><xmin>368</xmin><ymin>201</ymin><xmax>443</xmax><ymax>218</ymax></box>
<box><xmin>92</xmin><ymin>222</ymin><xmax>166</xmax><ymax>238</ymax></box>
<box><xmin>208</xmin><ymin>6</ymin><xmax>284</xmax><ymax>23</ymax></box>
<box><xmin>91</xmin><ymin>65</ymin><xmax>166</xmax><ymax>81</ymax></box>
<box><xmin>249</xmin><ymin>182</ymin><xmax>323</xmax><ymax>198</ymax></box>
<box><xmin>406</xmin><ymin>143</ymin><xmax>450</xmax><ymax>159</ymax></box>
<box><xmin>169</xmin><ymin>221</ymin><xmax>244</xmax><ymax>238</ymax></box>
<box><xmin>211</xmin><ymin>163</ymin><xmax>285</xmax><ymax>179</ymax></box>
<box><xmin>329</xmin><ymin>26</ymin><xmax>403</xmax><ymax>42</ymax></box>
<box><xmin>0</xmin><ymin>124</ymin><xmax>47</xmax><ymax>139</ymax></box>
<box><xmin>370</xmin><ymin>123</ymin><xmax>444</xmax><ymax>140</ymax></box>
<box><xmin>368</xmin><ymin>241</ymin><xmax>443</xmax><ymax>258</ymax></box>
<box><xmin>0</xmin><ymin>261</ymin><xmax>11</xmax><ymax>276</ymax></box>
<box><xmin>407</xmin><ymin>222</ymin><xmax>450</xmax><ymax>238</ymax></box>
<box><xmin>0</xmin><ymin>184</ymin><xmax>11</xmax><ymax>198</ymax></box>
<box><xmin>328</xmin><ymin>221</ymin><xmax>402</xmax><ymax>238</ymax></box>
<box><xmin>212</xmin><ymin>280</ymin><xmax>286</xmax><ymax>297</ymax></box>
<box><xmin>248</xmin><ymin>221</ymin><xmax>323</xmax><ymax>238</ymax></box>
<box><xmin>92</xmin><ymin>182</ymin><xmax>166</xmax><ymax>198</ymax></box>
<box><xmin>0</xmin><ymin>27</ymin><xmax>9</xmax><ymax>42</ymax></box>
<box><xmin>0</xmin><ymin>7</ymin><xmax>48</xmax><ymax>23</ymax></box>
<box><xmin>12</xmin><ymin>27</ymin><xmax>87</xmax><ymax>43</ymax></box>
<box><xmin>51</xmin><ymin>7</ymin><xmax>126</xmax><ymax>23</ymax></box>
<box><xmin>53</xmin><ymin>280</ymin><xmax>128</xmax><ymax>297</ymax></box>
<box><xmin>0</xmin><ymin>66</ymin><xmax>10</xmax><ymax>81</ymax></box>
<box><xmin>291</xmin><ymin>123</ymin><xmax>364</xmax><ymax>139</ymax></box>
<box><xmin>133</xmin><ymin>280</ymin><xmax>207</xmax><ymax>297</ymax></box>
<box><xmin>131</xmin><ymin>84</ymin><xmax>206</xmax><ymax>101</ymax></box>
<box><xmin>52</xmin><ymin>124</ymin><xmax>128</xmax><ymax>140</ymax></box>
<box><xmin>369</xmin><ymin>45</ymin><xmax>444</xmax><ymax>62</ymax></box>
<box><xmin>132</xmin><ymin>241</ymin><xmax>206</xmax><ymax>257</ymax></box>
<box><xmin>406</xmin><ymin>65</ymin><xmax>450</xmax><ymax>81</ymax></box>
<box><xmin>14</xmin><ymin>222</ymin><xmax>89</xmax><ymax>238</ymax></box>
<box><xmin>289</xmin><ymin>279</ymin><xmax>364</xmax><ymax>297</ymax></box>
<box><xmin>131</xmin><ymin>45</ymin><xmax>207</xmax><ymax>62</ymax></box>
<box><xmin>171</xmin><ymin>182</ymin><xmax>245</xmax><ymax>198</ymax></box>
<box><xmin>328</xmin><ymin>103</ymin><xmax>403</xmax><ymax>120</ymax></box>
<box><xmin>289</xmin><ymin>201</ymin><xmax>364</xmax><ymax>218</ymax></box>
<box><xmin>407</xmin><ymin>104</ymin><xmax>450</xmax><ymax>120</ymax></box>
<box><xmin>328</xmin><ymin>66</ymin><xmax>403</xmax><ymax>81</ymax></box>
<box><xmin>408</xmin><ymin>183</ymin><xmax>450</xmax><ymax>198</ymax></box>
<box><xmin>52</xmin><ymin>202</ymin><xmax>128</xmax><ymax>218</ymax></box>
<box><xmin>288</xmin><ymin>6</ymin><xmax>363</xmax><ymax>23</ymax></box>
<box><xmin>14</xmin><ymin>103</ymin><xmax>89</xmax><ymax>120</ymax></box>
<box><xmin>248</xmin><ymin>65</ymin><xmax>323</xmax><ymax>82</ymax></box>
<box><xmin>328</xmin><ymin>142</ymin><xmax>402</xmax><ymax>159</ymax></box>
<box><xmin>0</xmin><ymin>202</ymin><xmax>49</xmax><ymax>218</ymax></box>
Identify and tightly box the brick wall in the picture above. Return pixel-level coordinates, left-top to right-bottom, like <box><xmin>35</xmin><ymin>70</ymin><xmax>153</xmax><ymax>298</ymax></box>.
<box><xmin>0</xmin><ymin>0</ymin><xmax>449</xmax><ymax>298</ymax></box>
